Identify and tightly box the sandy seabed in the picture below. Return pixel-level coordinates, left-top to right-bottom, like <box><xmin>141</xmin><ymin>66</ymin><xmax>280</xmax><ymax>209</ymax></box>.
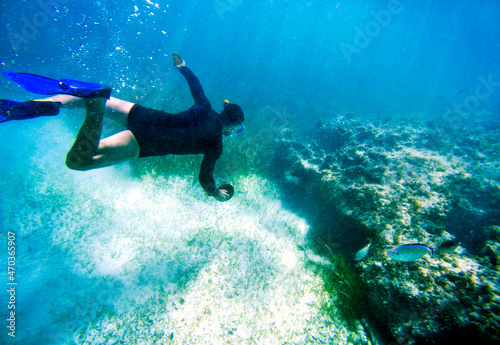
<box><xmin>0</xmin><ymin>119</ymin><xmax>369</xmax><ymax>345</ymax></box>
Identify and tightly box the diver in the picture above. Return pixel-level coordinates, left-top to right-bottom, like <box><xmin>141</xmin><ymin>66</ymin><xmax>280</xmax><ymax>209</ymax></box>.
<box><xmin>0</xmin><ymin>53</ymin><xmax>244</xmax><ymax>202</ymax></box>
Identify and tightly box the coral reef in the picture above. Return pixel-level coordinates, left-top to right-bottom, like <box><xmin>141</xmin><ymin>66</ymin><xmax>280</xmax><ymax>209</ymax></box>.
<box><xmin>272</xmin><ymin>114</ymin><xmax>500</xmax><ymax>344</ymax></box>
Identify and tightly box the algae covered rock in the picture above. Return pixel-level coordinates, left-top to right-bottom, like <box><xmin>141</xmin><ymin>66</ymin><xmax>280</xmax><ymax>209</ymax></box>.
<box><xmin>272</xmin><ymin>115</ymin><xmax>500</xmax><ymax>344</ymax></box>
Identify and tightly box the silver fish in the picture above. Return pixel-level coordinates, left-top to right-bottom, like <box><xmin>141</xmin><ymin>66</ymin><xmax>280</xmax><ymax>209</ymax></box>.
<box><xmin>386</xmin><ymin>244</ymin><xmax>433</xmax><ymax>262</ymax></box>
<box><xmin>354</xmin><ymin>239</ymin><xmax>372</xmax><ymax>261</ymax></box>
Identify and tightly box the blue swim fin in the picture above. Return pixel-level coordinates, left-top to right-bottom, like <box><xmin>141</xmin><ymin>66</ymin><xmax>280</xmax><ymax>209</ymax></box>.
<box><xmin>3</xmin><ymin>72</ymin><xmax>111</xmax><ymax>99</ymax></box>
<box><xmin>0</xmin><ymin>99</ymin><xmax>61</xmax><ymax>123</ymax></box>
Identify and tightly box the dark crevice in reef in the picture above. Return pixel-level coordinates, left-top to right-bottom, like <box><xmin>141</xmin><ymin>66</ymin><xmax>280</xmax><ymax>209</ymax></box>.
<box><xmin>412</xmin><ymin>325</ymin><xmax>500</xmax><ymax>345</ymax></box>
<box><xmin>439</xmin><ymin>175</ymin><xmax>500</xmax><ymax>255</ymax></box>
<box><xmin>275</xmin><ymin>168</ymin><xmax>395</xmax><ymax>345</ymax></box>
<box><xmin>277</xmin><ymin>179</ymin><xmax>373</xmax><ymax>258</ymax></box>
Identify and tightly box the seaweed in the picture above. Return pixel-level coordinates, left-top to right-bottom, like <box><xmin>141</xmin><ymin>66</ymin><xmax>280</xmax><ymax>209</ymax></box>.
<box><xmin>315</xmin><ymin>249</ymin><xmax>369</xmax><ymax>330</ymax></box>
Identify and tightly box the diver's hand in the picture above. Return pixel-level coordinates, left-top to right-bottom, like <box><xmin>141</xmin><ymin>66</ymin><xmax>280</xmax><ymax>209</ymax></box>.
<box><xmin>172</xmin><ymin>53</ymin><xmax>185</xmax><ymax>70</ymax></box>
<box><xmin>214</xmin><ymin>188</ymin><xmax>230</xmax><ymax>202</ymax></box>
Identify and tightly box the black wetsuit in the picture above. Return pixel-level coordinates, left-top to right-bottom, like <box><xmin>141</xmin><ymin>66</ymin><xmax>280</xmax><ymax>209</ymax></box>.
<box><xmin>127</xmin><ymin>67</ymin><xmax>222</xmax><ymax>196</ymax></box>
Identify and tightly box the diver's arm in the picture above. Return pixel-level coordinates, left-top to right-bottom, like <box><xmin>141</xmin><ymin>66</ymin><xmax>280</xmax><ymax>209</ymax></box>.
<box><xmin>199</xmin><ymin>152</ymin><xmax>218</xmax><ymax>196</ymax></box>
<box><xmin>179</xmin><ymin>67</ymin><xmax>210</xmax><ymax>106</ymax></box>
<box><xmin>199</xmin><ymin>152</ymin><xmax>228</xmax><ymax>201</ymax></box>
<box><xmin>172</xmin><ymin>53</ymin><xmax>209</xmax><ymax>105</ymax></box>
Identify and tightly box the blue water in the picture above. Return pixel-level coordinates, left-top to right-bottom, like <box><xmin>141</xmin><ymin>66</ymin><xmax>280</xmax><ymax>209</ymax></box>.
<box><xmin>1</xmin><ymin>0</ymin><xmax>499</xmax><ymax>119</ymax></box>
<box><xmin>1</xmin><ymin>1</ymin><xmax>499</xmax><ymax>344</ymax></box>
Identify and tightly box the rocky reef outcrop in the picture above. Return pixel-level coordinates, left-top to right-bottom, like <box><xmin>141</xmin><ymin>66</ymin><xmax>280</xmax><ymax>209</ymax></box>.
<box><xmin>272</xmin><ymin>115</ymin><xmax>500</xmax><ymax>344</ymax></box>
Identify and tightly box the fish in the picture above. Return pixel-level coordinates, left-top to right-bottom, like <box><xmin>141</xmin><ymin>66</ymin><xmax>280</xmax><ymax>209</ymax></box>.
<box><xmin>354</xmin><ymin>239</ymin><xmax>372</xmax><ymax>261</ymax></box>
<box><xmin>386</xmin><ymin>244</ymin><xmax>433</xmax><ymax>262</ymax></box>
<box><xmin>437</xmin><ymin>240</ymin><xmax>460</xmax><ymax>255</ymax></box>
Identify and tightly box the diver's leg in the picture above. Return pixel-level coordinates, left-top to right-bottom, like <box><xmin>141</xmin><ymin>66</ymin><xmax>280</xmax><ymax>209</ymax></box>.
<box><xmin>35</xmin><ymin>94</ymin><xmax>86</xmax><ymax>109</ymax></box>
<box><xmin>82</xmin><ymin>130</ymin><xmax>140</xmax><ymax>169</ymax></box>
<box><xmin>65</xmin><ymin>96</ymin><xmax>140</xmax><ymax>170</ymax></box>
<box><xmin>65</xmin><ymin>98</ymin><xmax>106</xmax><ymax>170</ymax></box>
<box><xmin>37</xmin><ymin>95</ymin><xmax>134</xmax><ymax>112</ymax></box>
<box><xmin>103</xmin><ymin>97</ymin><xmax>136</xmax><ymax>127</ymax></box>
<box><xmin>106</xmin><ymin>97</ymin><xmax>135</xmax><ymax>114</ymax></box>
<box><xmin>66</xmin><ymin>130</ymin><xmax>139</xmax><ymax>170</ymax></box>
<box><xmin>36</xmin><ymin>95</ymin><xmax>135</xmax><ymax>127</ymax></box>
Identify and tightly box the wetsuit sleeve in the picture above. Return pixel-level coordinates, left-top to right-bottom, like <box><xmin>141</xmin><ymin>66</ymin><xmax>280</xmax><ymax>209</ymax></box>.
<box><xmin>179</xmin><ymin>66</ymin><xmax>210</xmax><ymax>106</ymax></box>
<box><xmin>199</xmin><ymin>151</ymin><xmax>219</xmax><ymax>196</ymax></box>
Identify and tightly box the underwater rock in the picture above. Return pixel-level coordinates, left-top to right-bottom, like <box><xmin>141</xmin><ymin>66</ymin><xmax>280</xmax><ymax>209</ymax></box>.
<box><xmin>436</xmin><ymin>240</ymin><xmax>460</xmax><ymax>255</ymax></box>
<box><xmin>481</xmin><ymin>240</ymin><xmax>500</xmax><ymax>266</ymax></box>
<box><xmin>272</xmin><ymin>114</ymin><xmax>500</xmax><ymax>344</ymax></box>
<box><xmin>315</xmin><ymin>119</ymin><xmax>353</xmax><ymax>152</ymax></box>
